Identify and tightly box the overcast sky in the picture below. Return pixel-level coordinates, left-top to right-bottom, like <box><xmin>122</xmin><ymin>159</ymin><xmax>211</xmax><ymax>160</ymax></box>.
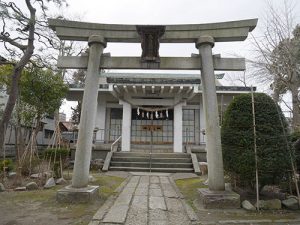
<box><xmin>60</xmin><ymin>0</ymin><xmax>300</xmax><ymax>57</ymax></box>
<box><xmin>58</xmin><ymin>0</ymin><xmax>300</xmax><ymax>118</ymax></box>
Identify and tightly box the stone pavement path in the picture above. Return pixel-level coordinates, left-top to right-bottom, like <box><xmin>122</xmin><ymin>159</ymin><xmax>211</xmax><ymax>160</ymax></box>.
<box><xmin>89</xmin><ymin>173</ymin><xmax>198</xmax><ymax>225</ymax></box>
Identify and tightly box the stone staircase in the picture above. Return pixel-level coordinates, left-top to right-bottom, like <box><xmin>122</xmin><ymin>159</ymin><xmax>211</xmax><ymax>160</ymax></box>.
<box><xmin>108</xmin><ymin>152</ymin><xmax>195</xmax><ymax>173</ymax></box>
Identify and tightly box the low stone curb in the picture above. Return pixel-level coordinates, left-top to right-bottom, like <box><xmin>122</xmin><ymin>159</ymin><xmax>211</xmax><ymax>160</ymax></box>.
<box><xmin>169</xmin><ymin>176</ymin><xmax>184</xmax><ymax>199</ymax></box>
<box><xmin>88</xmin><ymin>174</ymin><xmax>132</xmax><ymax>225</ymax></box>
<box><xmin>169</xmin><ymin>175</ymin><xmax>199</xmax><ymax>222</ymax></box>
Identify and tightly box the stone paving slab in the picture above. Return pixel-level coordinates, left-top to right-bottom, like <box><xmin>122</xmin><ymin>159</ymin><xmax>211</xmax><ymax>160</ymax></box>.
<box><xmin>150</xmin><ymin>188</ymin><xmax>163</xmax><ymax>197</ymax></box>
<box><xmin>114</xmin><ymin>193</ymin><xmax>133</xmax><ymax>205</ymax></box>
<box><xmin>150</xmin><ymin>176</ymin><xmax>160</xmax><ymax>184</ymax></box>
<box><xmin>150</xmin><ymin>183</ymin><xmax>161</xmax><ymax>189</ymax></box>
<box><xmin>102</xmin><ymin>204</ymin><xmax>129</xmax><ymax>223</ymax></box>
<box><xmin>159</xmin><ymin>176</ymin><xmax>170</xmax><ymax>184</ymax></box>
<box><xmin>149</xmin><ymin>209</ymin><xmax>168</xmax><ymax>221</ymax></box>
<box><xmin>131</xmin><ymin>195</ymin><xmax>148</xmax><ymax>210</ymax></box>
<box><xmin>165</xmin><ymin>198</ymin><xmax>184</xmax><ymax>212</ymax></box>
<box><xmin>149</xmin><ymin>220</ymin><xmax>168</xmax><ymax>225</ymax></box>
<box><xmin>130</xmin><ymin>172</ymin><xmax>171</xmax><ymax>176</ymax></box>
<box><xmin>140</xmin><ymin>176</ymin><xmax>150</xmax><ymax>183</ymax></box>
<box><xmin>167</xmin><ymin>211</ymin><xmax>191</xmax><ymax>225</ymax></box>
<box><xmin>137</xmin><ymin>182</ymin><xmax>149</xmax><ymax>188</ymax></box>
<box><xmin>92</xmin><ymin>196</ymin><xmax>116</xmax><ymax>221</ymax></box>
<box><xmin>125</xmin><ymin>208</ymin><xmax>148</xmax><ymax>225</ymax></box>
<box><xmin>91</xmin><ymin>173</ymin><xmax>197</xmax><ymax>225</ymax></box>
<box><xmin>149</xmin><ymin>196</ymin><xmax>167</xmax><ymax>210</ymax></box>
<box><xmin>126</xmin><ymin>182</ymin><xmax>138</xmax><ymax>188</ymax></box>
<box><xmin>135</xmin><ymin>187</ymin><xmax>148</xmax><ymax>196</ymax></box>
<box><xmin>121</xmin><ymin>187</ymin><xmax>136</xmax><ymax>195</ymax></box>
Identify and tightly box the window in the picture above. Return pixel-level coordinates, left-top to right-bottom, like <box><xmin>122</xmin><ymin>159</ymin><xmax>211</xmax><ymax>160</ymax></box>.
<box><xmin>44</xmin><ymin>129</ymin><xmax>54</xmax><ymax>139</ymax></box>
<box><xmin>109</xmin><ymin>108</ymin><xmax>122</xmax><ymax>142</ymax></box>
<box><xmin>183</xmin><ymin>109</ymin><xmax>195</xmax><ymax>144</ymax></box>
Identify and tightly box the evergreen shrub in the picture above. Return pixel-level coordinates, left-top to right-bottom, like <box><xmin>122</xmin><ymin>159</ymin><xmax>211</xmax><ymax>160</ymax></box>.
<box><xmin>221</xmin><ymin>93</ymin><xmax>290</xmax><ymax>187</ymax></box>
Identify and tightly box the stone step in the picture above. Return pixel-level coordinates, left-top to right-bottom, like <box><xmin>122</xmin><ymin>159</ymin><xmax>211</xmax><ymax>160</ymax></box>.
<box><xmin>111</xmin><ymin>156</ymin><xmax>192</xmax><ymax>163</ymax></box>
<box><xmin>131</xmin><ymin>149</ymin><xmax>173</xmax><ymax>153</ymax></box>
<box><xmin>113</xmin><ymin>152</ymin><xmax>190</xmax><ymax>158</ymax></box>
<box><xmin>108</xmin><ymin>152</ymin><xmax>195</xmax><ymax>173</ymax></box>
<box><xmin>109</xmin><ymin>166</ymin><xmax>195</xmax><ymax>173</ymax></box>
<box><xmin>110</xmin><ymin>161</ymin><xmax>193</xmax><ymax>168</ymax></box>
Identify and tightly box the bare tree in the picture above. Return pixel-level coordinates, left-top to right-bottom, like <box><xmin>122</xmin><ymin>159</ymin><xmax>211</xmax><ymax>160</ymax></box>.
<box><xmin>0</xmin><ymin>0</ymin><xmax>67</xmax><ymax>153</ymax></box>
<box><xmin>250</xmin><ymin>0</ymin><xmax>300</xmax><ymax>130</ymax></box>
<box><xmin>224</xmin><ymin>71</ymin><xmax>252</xmax><ymax>87</ymax></box>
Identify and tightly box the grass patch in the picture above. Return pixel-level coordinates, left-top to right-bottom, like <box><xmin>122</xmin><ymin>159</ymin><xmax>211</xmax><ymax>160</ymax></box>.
<box><xmin>175</xmin><ymin>177</ymin><xmax>207</xmax><ymax>208</ymax></box>
<box><xmin>175</xmin><ymin>177</ymin><xmax>300</xmax><ymax>222</ymax></box>
<box><xmin>0</xmin><ymin>174</ymin><xmax>126</xmax><ymax>225</ymax></box>
<box><xmin>90</xmin><ymin>173</ymin><xmax>125</xmax><ymax>199</ymax></box>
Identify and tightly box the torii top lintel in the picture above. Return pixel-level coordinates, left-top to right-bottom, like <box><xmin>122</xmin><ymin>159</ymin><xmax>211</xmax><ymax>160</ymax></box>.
<box><xmin>48</xmin><ymin>18</ymin><xmax>258</xmax><ymax>43</ymax></box>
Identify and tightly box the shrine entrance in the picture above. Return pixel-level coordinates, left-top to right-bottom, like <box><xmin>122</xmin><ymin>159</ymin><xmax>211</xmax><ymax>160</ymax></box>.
<box><xmin>131</xmin><ymin>108</ymin><xmax>174</xmax><ymax>145</ymax></box>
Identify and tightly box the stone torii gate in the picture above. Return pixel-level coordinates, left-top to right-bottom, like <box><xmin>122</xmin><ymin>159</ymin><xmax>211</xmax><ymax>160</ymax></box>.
<box><xmin>49</xmin><ymin>18</ymin><xmax>257</xmax><ymax>205</ymax></box>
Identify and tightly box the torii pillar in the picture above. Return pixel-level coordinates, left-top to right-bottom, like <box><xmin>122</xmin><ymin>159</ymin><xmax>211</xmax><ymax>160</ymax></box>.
<box><xmin>196</xmin><ymin>36</ymin><xmax>240</xmax><ymax>208</ymax></box>
<box><xmin>57</xmin><ymin>35</ymin><xmax>106</xmax><ymax>202</ymax></box>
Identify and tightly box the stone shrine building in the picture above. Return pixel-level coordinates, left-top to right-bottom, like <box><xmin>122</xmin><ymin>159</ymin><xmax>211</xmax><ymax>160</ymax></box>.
<box><xmin>67</xmin><ymin>72</ymin><xmax>254</xmax><ymax>156</ymax></box>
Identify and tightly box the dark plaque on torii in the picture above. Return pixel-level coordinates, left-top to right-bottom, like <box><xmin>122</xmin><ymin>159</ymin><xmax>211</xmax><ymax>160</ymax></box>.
<box><xmin>136</xmin><ymin>25</ymin><xmax>166</xmax><ymax>63</ymax></box>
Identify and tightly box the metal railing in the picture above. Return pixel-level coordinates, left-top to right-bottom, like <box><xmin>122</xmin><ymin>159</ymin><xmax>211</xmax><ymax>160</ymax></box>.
<box><xmin>64</xmin><ymin>128</ymin><xmax>121</xmax><ymax>145</ymax></box>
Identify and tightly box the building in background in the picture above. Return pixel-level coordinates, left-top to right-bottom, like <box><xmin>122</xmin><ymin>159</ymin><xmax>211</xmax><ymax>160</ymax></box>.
<box><xmin>67</xmin><ymin>72</ymin><xmax>255</xmax><ymax>156</ymax></box>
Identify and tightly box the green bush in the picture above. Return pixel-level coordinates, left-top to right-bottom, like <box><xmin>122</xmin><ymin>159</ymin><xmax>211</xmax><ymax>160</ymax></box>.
<box><xmin>221</xmin><ymin>93</ymin><xmax>291</xmax><ymax>188</ymax></box>
<box><xmin>0</xmin><ymin>159</ymin><xmax>14</xmax><ymax>172</ymax></box>
<box><xmin>44</xmin><ymin>148</ymin><xmax>70</xmax><ymax>161</ymax></box>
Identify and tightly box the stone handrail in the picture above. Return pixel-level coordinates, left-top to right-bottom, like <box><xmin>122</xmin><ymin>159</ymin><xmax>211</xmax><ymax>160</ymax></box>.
<box><xmin>111</xmin><ymin>135</ymin><xmax>122</xmax><ymax>152</ymax></box>
<box><xmin>102</xmin><ymin>136</ymin><xmax>121</xmax><ymax>172</ymax></box>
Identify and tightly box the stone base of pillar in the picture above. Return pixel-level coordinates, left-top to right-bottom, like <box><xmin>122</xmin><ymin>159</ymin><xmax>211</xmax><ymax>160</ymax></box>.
<box><xmin>198</xmin><ymin>188</ymin><xmax>240</xmax><ymax>209</ymax></box>
<box><xmin>56</xmin><ymin>185</ymin><xmax>99</xmax><ymax>203</ymax></box>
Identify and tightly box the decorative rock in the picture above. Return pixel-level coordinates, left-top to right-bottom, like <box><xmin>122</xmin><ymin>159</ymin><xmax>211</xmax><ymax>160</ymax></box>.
<box><xmin>282</xmin><ymin>197</ymin><xmax>299</xmax><ymax>210</ymax></box>
<box><xmin>256</xmin><ymin>199</ymin><xmax>281</xmax><ymax>210</ymax></box>
<box><xmin>44</xmin><ymin>177</ymin><xmax>56</xmax><ymax>189</ymax></box>
<box><xmin>56</xmin><ymin>178</ymin><xmax>68</xmax><ymax>185</ymax></box>
<box><xmin>30</xmin><ymin>171</ymin><xmax>52</xmax><ymax>179</ymax></box>
<box><xmin>89</xmin><ymin>175</ymin><xmax>96</xmax><ymax>182</ymax></box>
<box><xmin>199</xmin><ymin>162</ymin><xmax>208</xmax><ymax>175</ymax></box>
<box><xmin>260</xmin><ymin>185</ymin><xmax>281</xmax><ymax>193</ymax></box>
<box><xmin>8</xmin><ymin>172</ymin><xmax>17</xmax><ymax>178</ymax></box>
<box><xmin>242</xmin><ymin>200</ymin><xmax>256</xmax><ymax>211</ymax></box>
<box><xmin>15</xmin><ymin>187</ymin><xmax>26</xmax><ymax>191</ymax></box>
<box><xmin>260</xmin><ymin>185</ymin><xmax>286</xmax><ymax>200</ymax></box>
<box><xmin>30</xmin><ymin>173</ymin><xmax>42</xmax><ymax>179</ymax></box>
<box><xmin>0</xmin><ymin>183</ymin><xmax>5</xmax><ymax>192</ymax></box>
<box><xmin>26</xmin><ymin>182</ymin><xmax>38</xmax><ymax>190</ymax></box>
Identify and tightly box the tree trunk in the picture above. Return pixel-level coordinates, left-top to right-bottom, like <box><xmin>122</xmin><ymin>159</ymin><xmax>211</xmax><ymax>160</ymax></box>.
<box><xmin>0</xmin><ymin>67</ymin><xmax>22</xmax><ymax>154</ymax></box>
<box><xmin>272</xmin><ymin>86</ymin><xmax>281</xmax><ymax>104</ymax></box>
<box><xmin>291</xmin><ymin>85</ymin><xmax>300</xmax><ymax>131</ymax></box>
<box><xmin>0</xmin><ymin>0</ymin><xmax>36</xmax><ymax>154</ymax></box>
